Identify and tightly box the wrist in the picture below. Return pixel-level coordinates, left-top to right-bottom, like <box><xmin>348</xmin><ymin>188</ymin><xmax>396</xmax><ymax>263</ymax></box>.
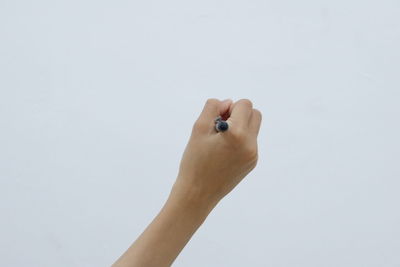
<box><xmin>168</xmin><ymin>179</ymin><xmax>219</xmax><ymax>217</ymax></box>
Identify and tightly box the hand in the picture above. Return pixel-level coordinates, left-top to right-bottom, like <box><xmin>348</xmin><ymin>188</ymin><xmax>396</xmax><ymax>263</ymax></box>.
<box><xmin>171</xmin><ymin>98</ymin><xmax>262</xmax><ymax>207</ymax></box>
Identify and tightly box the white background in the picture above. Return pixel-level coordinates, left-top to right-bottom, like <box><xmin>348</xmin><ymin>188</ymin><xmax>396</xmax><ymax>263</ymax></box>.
<box><xmin>1</xmin><ymin>0</ymin><xmax>399</xmax><ymax>266</ymax></box>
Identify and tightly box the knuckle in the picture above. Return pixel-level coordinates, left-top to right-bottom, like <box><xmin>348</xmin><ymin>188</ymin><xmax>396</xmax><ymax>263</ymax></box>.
<box><xmin>244</xmin><ymin>144</ymin><xmax>258</xmax><ymax>161</ymax></box>
<box><xmin>231</xmin><ymin>128</ymin><xmax>247</xmax><ymax>143</ymax></box>
<box><xmin>253</xmin><ymin>108</ymin><xmax>262</xmax><ymax>123</ymax></box>
<box><xmin>232</xmin><ymin>126</ymin><xmax>245</xmax><ymax>136</ymax></box>
<box><xmin>238</xmin><ymin>98</ymin><xmax>253</xmax><ymax>108</ymax></box>
<box><xmin>206</xmin><ymin>98</ymin><xmax>219</xmax><ymax>105</ymax></box>
<box><xmin>253</xmin><ymin>108</ymin><xmax>262</xmax><ymax>119</ymax></box>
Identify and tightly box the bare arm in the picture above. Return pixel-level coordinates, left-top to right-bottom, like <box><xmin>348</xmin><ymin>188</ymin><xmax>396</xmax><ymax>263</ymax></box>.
<box><xmin>113</xmin><ymin>98</ymin><xmax>262</xmax><ymax>267</ymax></box>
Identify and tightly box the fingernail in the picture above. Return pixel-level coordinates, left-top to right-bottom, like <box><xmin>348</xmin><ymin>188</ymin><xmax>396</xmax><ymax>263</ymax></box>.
<box><xmin>222</xmin><ymin>98</ymin><xmax>232</xmax><ymax>103</ymax></box>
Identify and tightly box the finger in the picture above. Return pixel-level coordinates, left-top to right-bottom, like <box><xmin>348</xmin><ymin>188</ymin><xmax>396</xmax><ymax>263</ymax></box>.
<box><xmin>249</xmin><ymin>108</ymin><xmax>262</xmax><ymax>137</ymax></box>
<box><xmin>198</xmin><ymin>98</ymin><xmax>232</xmax><ymax>122</ymax></box>
<box><xmin>227</xmin><ymin>99</ymin><xmax>253</xmax><ymax>130</ymax></box>
<box><xmin>219</xmin><ymin>99</ymin><xmax>233</xmax><ymax>118</ymax></box>
<box><xmin>194</xmin><ymin>98</ymin><xmax>233</xmax><ymax>134</ymax></box>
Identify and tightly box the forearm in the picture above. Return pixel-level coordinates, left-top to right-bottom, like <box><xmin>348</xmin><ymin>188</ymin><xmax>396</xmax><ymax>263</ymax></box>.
<box><xmin>113</xmin><ymin>180</ymin><xmax>217</xmax><ymax>267</ymax></box>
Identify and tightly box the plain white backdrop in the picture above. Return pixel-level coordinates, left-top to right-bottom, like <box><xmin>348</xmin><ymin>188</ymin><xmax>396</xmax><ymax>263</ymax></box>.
<box><xmin>1</xmin><ymin>0</ymin><xmax>399</xmax><ymax>266</ymax></box>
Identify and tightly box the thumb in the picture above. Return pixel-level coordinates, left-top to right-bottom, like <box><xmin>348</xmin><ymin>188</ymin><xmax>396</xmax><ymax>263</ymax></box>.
<box><xmin>198</xmin><ymin>98</ymin><xmax>233</xmax><ymax>122</ymax></box>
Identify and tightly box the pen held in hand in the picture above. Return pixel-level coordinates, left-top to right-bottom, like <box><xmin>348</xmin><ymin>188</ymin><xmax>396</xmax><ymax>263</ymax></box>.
<box><xmin>214</xmin><ymin>116</ymin><xmax>229</xmax><ymax>132</ymax></box>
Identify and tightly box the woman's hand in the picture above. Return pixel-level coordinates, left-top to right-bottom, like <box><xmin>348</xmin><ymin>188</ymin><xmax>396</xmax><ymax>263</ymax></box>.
<box><xmin>172</xmin><ymin>98</ymin><xmax>262</xmax><ymax>207</ymax></box>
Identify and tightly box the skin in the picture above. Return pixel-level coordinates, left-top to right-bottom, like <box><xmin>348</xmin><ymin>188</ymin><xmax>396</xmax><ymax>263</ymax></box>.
<box><xmin>113</xmin><ymin>98</ymin><xmax>262</xmax><ymax>267</ymax></box>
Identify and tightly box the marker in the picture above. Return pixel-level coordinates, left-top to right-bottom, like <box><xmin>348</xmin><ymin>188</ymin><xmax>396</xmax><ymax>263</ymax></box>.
<box><xmin>214</xmin><ymin>116</ymin><xmax>229</xmax><ymax>132</ymax></box>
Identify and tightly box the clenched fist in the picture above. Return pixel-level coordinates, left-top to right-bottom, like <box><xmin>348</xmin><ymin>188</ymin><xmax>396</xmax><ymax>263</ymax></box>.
<box><xmin>172</xmin><ymin>98</ymin><xmax>262</xmax><ymax>207</ymax></box>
